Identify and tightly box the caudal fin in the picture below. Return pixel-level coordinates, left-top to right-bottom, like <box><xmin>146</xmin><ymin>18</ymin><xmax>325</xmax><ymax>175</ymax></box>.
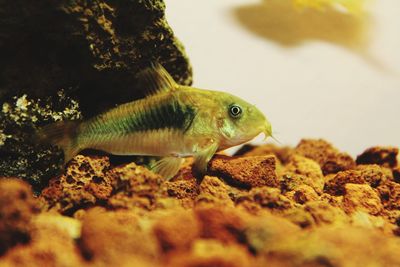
<box><xmin>37</xmin><ymin>121</ymin><xmax>81</xmax><ymax>164</ymax></box>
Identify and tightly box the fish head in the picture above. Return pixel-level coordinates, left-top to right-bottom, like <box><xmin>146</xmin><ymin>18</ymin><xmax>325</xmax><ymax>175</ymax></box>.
<box><xmin>215</xmin><ymin>92</ymin><xmax>272</xmax><ymax>149</ymax></box>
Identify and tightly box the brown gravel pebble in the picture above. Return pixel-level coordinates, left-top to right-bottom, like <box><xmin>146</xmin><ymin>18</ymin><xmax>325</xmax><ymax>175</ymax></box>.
<box><xmin>238</xmin><ymin>186</ymin><xmax>294</xmax><ymax>213</ymax></box>
<box><xmin>377</xmin><ymin>181</ymin><xmax>400</xmax><ymax>210</ymax></box>
<box><xmin>39</xmin><ymin>155</ymin><xmax>113</xmax><ymax>214</ymax></box>
<box><xmin>285</xmin><ymin>185</ymin><xmax>320</xmax><ymax>204</ymax></box>
<box><xmin>294</xmin><ymin>139</ymin><xmax>356</xmax><ymax>175</ymax></box>
<box><xmin>356</xmin><ymin>146</ymin><xmax>398</xmax><ymax>168</ymax></box>
<box><xmin>196</xmin><ymin>176</ymin><xmax>234</xmax><ymax>207</ymax></box>
<box><xmin>1</xmin><ymin>140</ymin><xmax>400</xmax><ymax>266</ymax></box>
<box><xmin>209</xmin><ymin>155</ymin><xmax>279</xmax><ymax>188</ymax></box>
<box><xmin>281</xmin><ymin>155</ymin><xmax>325</xmax><ymax>194</ymax></box>
<box><xmin>325</xmin><ymin>164</ymin><xmax>389</xmax><ymax>195</ymax></box>
<box><xmin>343</xmin><ymin>183</ymin><xmax>383</xmax><ymax>215</ymax></box>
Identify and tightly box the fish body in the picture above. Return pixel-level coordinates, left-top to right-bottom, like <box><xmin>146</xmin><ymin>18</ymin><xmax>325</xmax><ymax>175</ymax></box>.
<box><xmin>39</xmin><ymin>64</ymin><xmax>272</xmax><ymax>178</ymax></box>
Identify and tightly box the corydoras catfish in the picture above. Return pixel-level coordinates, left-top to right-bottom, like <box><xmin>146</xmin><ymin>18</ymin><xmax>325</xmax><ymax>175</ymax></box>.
<box><xmin>39</xmin><ymin>64</ymin><xmax>272</xmax><ymax>179</ymax></box>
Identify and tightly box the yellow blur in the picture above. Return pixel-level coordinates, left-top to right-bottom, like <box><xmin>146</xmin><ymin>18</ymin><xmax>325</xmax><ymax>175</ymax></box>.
<box><xmin>293</xmin><ymin>0</ymin><xmax>366</xmax><ymax>15</ymax></box>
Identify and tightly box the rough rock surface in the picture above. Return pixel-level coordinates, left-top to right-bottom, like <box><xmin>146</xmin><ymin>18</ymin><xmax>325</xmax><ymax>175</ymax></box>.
<box><xmin>356</xmin><ymin>146</ymin><xmax>398</xmax><ymax>168</ymax></box>
<box><xmin>343</xmin><ymin>183</ymin><xmax>383</xmax><ymax>215</ymax></box>
<box><xmin>209</xmin><ymin>155</ymin><xmax>279</xmax><ymax>188</ymax></box>
<box><xmin>325</xmin><ymin>164</ymin><xmax>390</xmax><ymax>195</ymax></box>
<box><xmin>1</xmin><ymin>140</ymin><xmax>400</xmax><ymax>266</ymax></box>
<box><xmin>0</xmin><ymin>0</ymin><xmax>192</xmax><ymax>190</ymax></box>
<box><xmin>294</xmin><ymin>139</ymin><xmax>356</xmax><ymax>175</ymax></box>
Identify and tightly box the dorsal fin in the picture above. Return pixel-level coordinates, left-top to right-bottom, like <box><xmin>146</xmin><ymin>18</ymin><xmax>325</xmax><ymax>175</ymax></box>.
<box><xmin>136</xmin><ymin>63</ymin><xmax>179</xmax><ymax>96</ymax></box>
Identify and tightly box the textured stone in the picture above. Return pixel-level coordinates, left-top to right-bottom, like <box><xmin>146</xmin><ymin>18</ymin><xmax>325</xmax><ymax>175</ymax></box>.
<box><xmin>325</xmin><ymin>164</ymin><xmax>390</xmax><ymax>195</ymax></box>
<box><xmin>285</xmin><ymin>185</ymin><xmax>319</xmax><ymax>204</ymax></box>
<box><xmin>294</xmin><ymin>139</ymin><xmax>356</xmax><ymax>175</ymax></box>
<box><xmin>343</xmin><ymin>184</ymin><xmax>383</xmax><ymax>215</ymax></box>
<box><xmin>237</xmin><ymin>187</ymin><xmax>294</xmax><ymax>213</ymax></box>
<box><xmin>356</xmin><ymin>146</ymin><xmax>398</xmax><ymax>168</ymax></box>
<box><xmin>107</xmin><ymin>161</ymin><xmax>166</xmax><ymax>211</ymax></box>
<box><xmin>281</xmin><ymin>155</ymin><xmax>325</xmax><ymax>194</ymax></box>
<box><xmin>40</xmin><ymin>155</ymin><xmax>112</xmax><ymax>215</ymax></box>
<box><xmin>196</xmin><ymin>176</ymin><xmax>234</xmax><ymax>207</ymax></box>
<box><xmin>377</xmin><ymin>181</ymin><xmax>400</xmax><ymax>210</ymax></box>
<box><xmin>209</xmin><ymin>155</ymin><xmax>278</xmax><ymax>188</ymax></box>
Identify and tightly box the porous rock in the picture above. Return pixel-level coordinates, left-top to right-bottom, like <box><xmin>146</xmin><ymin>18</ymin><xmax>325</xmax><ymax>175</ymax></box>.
<box><xmin>343</xmin><ymin>183</ymin><xmax>383</xmax><ymax>215</ymax></box>
<box><xmin>356</xmin><ymin>146</ymin><xmax>398</xmax><ymax>168</ymax></box>
<box><xmin>294</xmin><ymin>139</ymin><xmax>356</xmax><ymax>175</ymax></box>
<box><xmin>196</xmin><ymin>176</ymin><xmax>234</xmax><ymax>207</ymax></box>
<box><xmin>107</xmin><ymin>161</ymin><xmax>166</xmax><ymax>211</ymax></box>
<box><xmin>281</xmin><ymin>155</ymin><xmax>325</xmax><ymax>194</ymax></box>
<box><xmin>377</xmin><ymin>181</ymin><xmax>400</xmax><ymax>210</ymax></box>
<box><xmin>285</xmin><ymin>184</ymin><xmax>320</xmax><ymax>204</ymax></box>
<box><xmin>237</xmin><ymin>187</ymin><xmax>294</xmax><ymax>213</ymax></box>
<box><xmin>40</xmin><ymin>155</ymin><xmax>112</xmax><ymax>215</ymax></box>
<box><xmin>325</xmin><ymin>164</ymin><xmax>390</xmax><ymax>195</ymax></box>
<box><xmin>209</xmin><ymin>155</ymin><xmax>279</xmax><ymax>188</ymax></box>
<box><xmin>164</xmin><ymin>178</ymin><xmax>199</xmax><ymax>208</ymax></box>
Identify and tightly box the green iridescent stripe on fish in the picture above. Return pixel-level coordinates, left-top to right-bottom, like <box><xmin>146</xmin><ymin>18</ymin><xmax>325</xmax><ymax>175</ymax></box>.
<box><xmin>86</xmin><ymin>98</ymin><xmax>197</xmax><ymax>137</ymax></box>
<box><xmin>122</xmin><ymin>99</ymin><xmax>196</xmax><ymax>133</ymax></box>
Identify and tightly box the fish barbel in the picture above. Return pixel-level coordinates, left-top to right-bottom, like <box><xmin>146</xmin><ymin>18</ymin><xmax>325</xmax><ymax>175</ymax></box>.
<box><xmin>39</xmin><ymin>64</ymin><xmax>272</xmax><ymax>179</ymax></box>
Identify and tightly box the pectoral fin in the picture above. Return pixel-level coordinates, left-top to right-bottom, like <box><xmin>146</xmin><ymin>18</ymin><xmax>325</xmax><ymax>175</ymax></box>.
<box><xmin>136</xmin><ymin>63</ymin><xmax>179</xmax><ymax>96</ymax></box>
<box><xmin>193</xmin><ymin>141</ymin><xmax>219</xmax><ymax>175</ymax></box>
<box><xmin>151</xmin><ymin>156</ymin><xmax>185</xmax><ymax>180</ymax></box>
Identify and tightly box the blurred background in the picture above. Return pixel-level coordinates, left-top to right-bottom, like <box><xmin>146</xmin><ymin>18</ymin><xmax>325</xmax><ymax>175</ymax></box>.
<box><xmin>165</xmin><ymin>0</ymin><xmax>400</xmax><ymax>156</ymax></box>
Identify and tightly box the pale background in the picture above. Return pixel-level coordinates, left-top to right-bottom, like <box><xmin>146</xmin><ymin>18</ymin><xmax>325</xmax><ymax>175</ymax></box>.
<box><xmin>165</xmin><ymin>0</ymin><xmax>400</xmax><ymax>156</ymax></box>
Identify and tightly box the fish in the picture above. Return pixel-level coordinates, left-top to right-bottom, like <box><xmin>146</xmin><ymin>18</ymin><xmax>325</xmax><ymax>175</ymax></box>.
<box><xmin>293</xmin><ymin>0</ymin><xmax>366</xmax><ymax>15</ymax></box>
<box><xmin>38</xmin><ymin>64</ymin><xmax>272</xmax><ymax>179</ymax></box>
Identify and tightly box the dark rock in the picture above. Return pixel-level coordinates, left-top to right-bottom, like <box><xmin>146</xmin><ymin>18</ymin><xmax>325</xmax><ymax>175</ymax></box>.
<box><xmin>0</xmin><ymin>0</ymin><xmax>192</xmax><ymax>190</ymax></box>
<box><xmin>356</xmin><ymin>146</ymin><xmax>398</xmax><ymax>168</ymax></box>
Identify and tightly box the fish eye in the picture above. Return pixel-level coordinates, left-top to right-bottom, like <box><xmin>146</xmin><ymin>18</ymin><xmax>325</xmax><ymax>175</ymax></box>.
<box><xmin>229</xmin><ymin>105</ymin><xmax>243</xmax><ymax>118</ymax></box>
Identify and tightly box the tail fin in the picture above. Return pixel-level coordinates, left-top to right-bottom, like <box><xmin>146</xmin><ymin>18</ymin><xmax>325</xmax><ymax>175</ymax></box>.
<box><xmin>37</xmin><ymin>121</ymin><xmax>81</xmax><ymax>164</ymax></box>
